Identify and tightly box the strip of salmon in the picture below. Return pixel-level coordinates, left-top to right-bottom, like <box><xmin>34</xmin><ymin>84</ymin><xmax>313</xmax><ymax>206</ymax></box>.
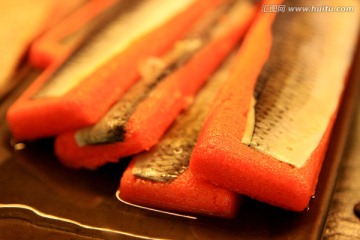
<box><xmin>119</xmin><ymin>53</ymin><xmax>240</xmax><ymax>218</ymax></box>
<box><xmin>7</xmin><ymin>0</ymin><xmax>223</xmax><ymax>141</ymax></box>
<box><xmin>29</xmin><ymin>0</ymin><xmax>124</xmax><ymax>68</ymax></box>
<box><xmin>55</xmin><ymin>0</ymin><xmax>258</xmax><ymax>169</ymax></box>
<box><xmin>190</xmin><ymin>0</ymin><xmax>359</xmax><ymax>211</ymax></box>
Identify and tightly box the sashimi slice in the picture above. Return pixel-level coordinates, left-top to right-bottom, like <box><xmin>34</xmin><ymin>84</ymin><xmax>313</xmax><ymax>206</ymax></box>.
<box><xmin>29</xmin><ymin>0</ymin><xmax>122</xmax><ymax>68</ymax></box>
<box><xmin>119</xmin><ymin>54</ymin><xmax>240</xmax><ymax>218</ymax></box>
<box><xmin>55</xmin><ymin>0</ymin><xmax>258</xmax><ymax>169</ymax></box>
<box><xmin>120</xmin><ymin>161</ymin><xmax>240</xmax><ymax>218</ymax></box>
<box><xmin>190</xmin><ymin>0</ymin><xmax>359</xmax><ymax>211</ymax></box>
<box><xmin>7</xmin><ymin>0</ymin><xmax>221</xmax><ymax>140</ymax></box>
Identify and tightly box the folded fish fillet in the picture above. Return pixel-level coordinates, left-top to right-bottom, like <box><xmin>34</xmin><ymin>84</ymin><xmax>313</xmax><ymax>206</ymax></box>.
<box><xmin>120</xmin><ymin>54</ymin><xmax>240</xmax><ymax>218</ymax></box>
<box><xmin>7</xmin><ymin>0</ymin><xmax>217</xmax><ymax>140</ymax></box>
<box><xmin>54</xmin><ymin>0</ymin><xmax>257</xmax><ymax>169</ymax></box>
<box><xmin>190</xmin><ymin>0</ymin><xmax>359</xmax><ymax>211</ymax></box>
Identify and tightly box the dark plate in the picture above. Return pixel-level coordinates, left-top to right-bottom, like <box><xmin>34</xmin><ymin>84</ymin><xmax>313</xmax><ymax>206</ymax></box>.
<box><xmin>0</xmin><ymin>39</ymin><xmax>359</xmax><ymax>240</ymax></box>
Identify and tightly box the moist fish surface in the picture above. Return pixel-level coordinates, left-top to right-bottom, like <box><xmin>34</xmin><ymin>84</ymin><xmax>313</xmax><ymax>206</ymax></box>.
<box><xmin>74</xmin><ymin>0</ymin><xmax>240</xmax><ymax>147</ymax></box>
<box><xmin>242</xmin><ymin>0</ymin><xmax>359</xmax><ymax>168</ymax></box>
<box><xmin>132</xmin><ymin>53</ymin><xmax>234</xmax><ymax>182</ymax></box>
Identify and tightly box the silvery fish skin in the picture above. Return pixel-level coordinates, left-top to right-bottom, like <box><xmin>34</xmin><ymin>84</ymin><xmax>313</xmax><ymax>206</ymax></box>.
<box><xmin>242</xmin><ymin>0</ymin><xmax>359</xmax><ymax>168</ymax></box>
<box><xmin>75</xmin><ymin>0</ymin><xmax>241</xmax><ymax>147</ymax></box>
<box><xmin>132</xmin><ymin>54</ymin><xmax>234</xmax><ymax>183</ymax></box>
<box><xmin>58</xmin><ymin>0</ymin><xmax>127</xmax><ymax>47</ymax></box>
<box><xmin>32</xmin><ymin>0</ymin><xmax>196</xmax><ymax>99</ymax></box>
<box><xmin>74</xmin><ymin>39</ymin><xmax>203</xmax><ymax>146</ymax></box>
